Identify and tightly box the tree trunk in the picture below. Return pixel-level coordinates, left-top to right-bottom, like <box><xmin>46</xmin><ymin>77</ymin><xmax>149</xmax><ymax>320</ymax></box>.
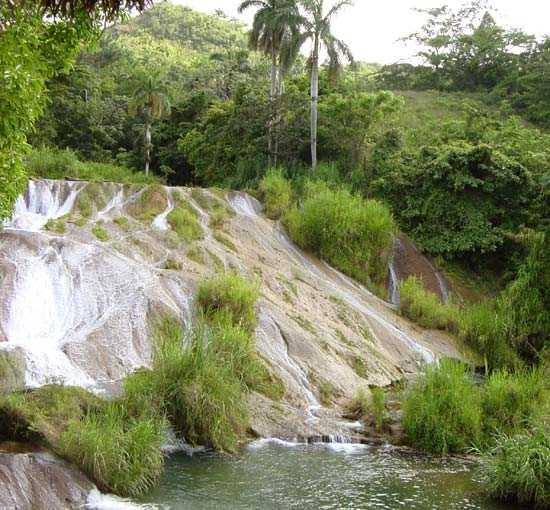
<box><xmin>310</xmin><ymin>33</ymin><xmax>320</xmax><ymax>170</ymax></box>
<box><xmin>144</xmin><ymin>121</ymin><xmax>152</xmax><ymax>176</ymax></box>
<box><xmin>267</xmin><ymin>50</ymin><xmax>278</xmax><ymax>167</ymax></box>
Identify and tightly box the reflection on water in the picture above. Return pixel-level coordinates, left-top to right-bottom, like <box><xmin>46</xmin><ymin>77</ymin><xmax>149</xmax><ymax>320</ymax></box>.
<box><xmin>139</xmin><ymin>442</ymin><xmax>523</xmax><ymax>510</ymax></box>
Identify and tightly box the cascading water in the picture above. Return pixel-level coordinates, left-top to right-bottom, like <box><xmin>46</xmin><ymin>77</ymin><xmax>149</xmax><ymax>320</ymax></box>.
<box><xmin>5</xmin><ymin>180</ymin><xmax>85</xmax><ymax>232</ymax></box>
<box><xmin>152</xmin><ymin>187</ymin><xmax>174</xmax><ymax>231</ymax></box>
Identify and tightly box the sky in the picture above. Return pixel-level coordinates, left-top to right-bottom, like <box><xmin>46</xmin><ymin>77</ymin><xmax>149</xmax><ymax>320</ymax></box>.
<box><xmin>174</xmin><ymin>0</ymin><xmax>550</xmax><ymax>64</ymax></box>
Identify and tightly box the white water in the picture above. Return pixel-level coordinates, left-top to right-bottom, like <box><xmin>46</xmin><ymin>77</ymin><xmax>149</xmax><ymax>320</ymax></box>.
<box><xmin>388</xmin><ymin>261</ymin><xmax>400</xmax><ymax>305</ymax></box>
<box><xmin>152</xmin><ymin>187</ymin><xmax>174</xmax><ymax>231</ymax></box>
<box><xmin>86</xmin><ymin>489</ymin><xmax>158</xmax><ymax>510</ymax></box>
<box><xmin>5</xmin><ymin>180</ymin><xmax>84</xmax><ymax>231</ymax></box>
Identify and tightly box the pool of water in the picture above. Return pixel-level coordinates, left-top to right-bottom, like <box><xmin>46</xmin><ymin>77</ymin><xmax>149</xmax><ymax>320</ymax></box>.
<box><xmin>138</xmin><ymin>441</ymin><xmax>523</xmax><ymax>510</ymax></box>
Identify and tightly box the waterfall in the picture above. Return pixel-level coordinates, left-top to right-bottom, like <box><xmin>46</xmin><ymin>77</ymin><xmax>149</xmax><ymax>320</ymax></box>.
<box><xmin>4</xmin><ymin>180</ymin><xmax>84</xmax><ymax>232</ymax></box>
<box><xmin>227</xmin><ymin>191</ymin><xmax>262</xmax><ymax>216</ymax></box>
<box><xmin>152</xmin><ymin>187</ymin><xmax>174</xmax><ymax>231</ymax></box>
<box><xmin>388</xmin><ymin>260</ymin><xmax>400</xmax><ymax>305</ymax></box>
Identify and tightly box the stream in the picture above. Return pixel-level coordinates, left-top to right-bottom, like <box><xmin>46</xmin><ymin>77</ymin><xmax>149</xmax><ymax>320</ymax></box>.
<box><xmin>135</xmin><ymin>442</ymin><xmax>524</xmax><ymax>510</ymax></box>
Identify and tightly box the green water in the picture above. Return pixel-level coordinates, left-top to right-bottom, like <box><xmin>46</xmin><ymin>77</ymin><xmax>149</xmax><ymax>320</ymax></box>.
<box><xmin>139</xmin><ymin>441</ymin><xmax>524</xmax><ymax>510</ymax></box>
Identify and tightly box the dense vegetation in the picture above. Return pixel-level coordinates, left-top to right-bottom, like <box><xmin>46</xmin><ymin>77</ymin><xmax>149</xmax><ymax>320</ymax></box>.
<box><xmin>1</xmin><ymin>1</ymin><xmax>549</xmax><ymax>507</ymax></box>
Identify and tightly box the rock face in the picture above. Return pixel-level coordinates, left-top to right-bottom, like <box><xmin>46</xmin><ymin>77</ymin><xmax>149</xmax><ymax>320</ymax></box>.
<box><xmin>0</xmin><ymin>448</ymin><xmax>94</xmax><ymax>510</ymax></box>
<box><xmin>0</xmin><ymin>179</ymin><xmax>461</xmax><ymax>437</ymax></box>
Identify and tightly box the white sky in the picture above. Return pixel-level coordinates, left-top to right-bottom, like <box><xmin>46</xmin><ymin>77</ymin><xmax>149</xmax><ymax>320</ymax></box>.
<box><xmin>173</xmin><ymin>0</ymin><xmax>550</xmax><ymax>64</ymax></box>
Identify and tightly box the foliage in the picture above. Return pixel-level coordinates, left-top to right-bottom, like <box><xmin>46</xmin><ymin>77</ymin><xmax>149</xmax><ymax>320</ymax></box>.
<box><xmin>284</xmin><ymin>180</ymin><xmax>394</xmax><ymax>287</ymax></box>
<box><xmin>481</xmin><ymin>425</ymin><xmax>550</xmax><ymax>508</ymax></box>
<box><xmin>167</xmin><ymin>193</ymin><xmax>203</xmax><ymax>242</ymax></box>
<box><xmin>482</xmin><ymin>368</ymin><xmax>547</xmax><ymax>440</ymax></box>
<box><xmin>399</xmin><ymin>276</ymin><xmax>457</xmax><ymax>331</ymax></box>
<box><xmin>258</xmin><ymin>168</ymin><xmax>292</xmax><ymax>219</ymax></box>
<box><xmin>0</xmin><ymin>5</ymin><xmax>95</xmax><ymax>221</ymax></box>
<box><xmin>0</xmin><ymin>385</ymin><xmax>165</xmax><ymax>497</ymax></box>
<box><xmin>26</xmin><ymin>147</ymin><xmax>157</xmax><ymax>184</ymax></box>
<box><xmin>92</xmin><ymin>224</ymin><xmax>110</xmax><ymax>241</ymax></box>
<box><xmin>370</xmin><ymin>387</ymin><xmax>386</xmax><ymax>432</ymax></box>
<box><xmin>402</xmin><ymin>359</ymin><xmax>482</xmax><ymax>454</ymax></box>
<box><xmin>60</xmin><ymin>403</ymin><xmax>165</xmax><ymax>497</ymax></box>
<box><xmin>197</xmin><ymin>273</ymin><xmax>260</xmax><ymax>334</ymax></box>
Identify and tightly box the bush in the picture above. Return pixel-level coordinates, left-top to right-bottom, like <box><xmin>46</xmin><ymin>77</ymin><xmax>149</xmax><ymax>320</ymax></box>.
<box><xmin>26</xmin><ymin>147</ymin><xmax>158</xmax><ymax>184</ymax></box>
<box><xmin>402</xmin><ymin>359</ymin><xmax>482</xmax><ymax>453</ymax></box>
<box><xmin>167</xmin><ymin>201</ymin><xmax>203</xmax><ymax>242</ymax></box>
<box><xmin>197</xmin><ymin>273</ymin><xmax>259</xmax><ymax>333</ymax></box>
<box><xmin>399</xmin><ymin>276</ymin><xmax>457</xmax><ymax>331</ymax></box>
<box><xmin>457</xmin><ymin>300</ymin><xmax>517</xmax><ymax>370</ymax></box>
<box><xmin>60</xmin><ymin>403</ymin><xmax>165</xmax><ymax>497</ymax></box>
<box><xmin>284</xmin><ymin>181</ymin><xmax>394</xmax><ymax>287</ymax></box>
<box><xmin>258</xmin><ymin>168</ymin><xmax>292</xmax><ymax>220</ymax></box>
<box><xmin>371</xmin><ymin>387</ymin><xmax>386</xmax><ymax>432</ymax></box>
<box><xmin>482</xmin><ymin>426</ymin><xmax>550</xmax><ymax>508</ymax></box>
<box><xmin>0</xmin><ymin>385</ymin><xmax>165</xmax><ymax>497</ymax></box>
<box><xmin>482</xmin><ymin>368</ymin><xmax>547</xmax><ymax>440</ymax></box>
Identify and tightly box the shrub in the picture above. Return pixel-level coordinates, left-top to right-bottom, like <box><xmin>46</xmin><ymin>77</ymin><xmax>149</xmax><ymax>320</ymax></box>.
<box><xmin>346</xmin><ymin>387</ymin><xmax>370</xmax><ymax>418</ymax></box>
<box><xmin>402</xmin><ymin>359</ymin><xmax>482</xmax><ymax>453</ymax></box>
<box><xmin>371</xmin><ymin>387</ymin><xmax>386</xmax><ymax>432</ymax></box>
<box><xmin>197</xmin><ymin>273</ymin><xmax>259</xmax><ymax>333</ymax></box>
<box><xmin>482</xmin><ymin>426</ymin><xmax>550</xmax><ymax>508</ymax></box>
<box><xmin>128</xmin><ymin>184</ymin><xmax>168</xmax><ymax>223</ymax></box>
<box><xmin>167</xmin><ymin>194</ymin><xmax>203</xmax><ymax>242</ymax></box>
<box><xmin>59</xmin><ymin>403</ymin><xmax>165</xmax><ymax>497</ymax></box>
<box><xmin>26</xmin><ymin>147</ymin><xmax>157</xmax><ymax>184</ymax></box>
<box><xmin>284</xmin><ymin>181</ymin><xmax>394</xmax><ymax>287</ymax></box>
<box><xmin>458</xmin><ymin>300</ymin><xmax>518</xmax><ymax>370</ymax></box>
<box><xmin>482</xmin><ymin>368</ymin><xmax>547</xmax><ymax>440</ymax></box>
<box><xmin>258</xmin><ymin>168</ymin><xmax>292</xmax><ymax>220</ymax></box>
<box><xmin>0</xmin><ymin>385</ymin><xmax>164</xmax><ymax>497</ymax></box>
<box><xmin>399</xmin><ymin>276</ymin><xmax>457</xmax><ymax>330</ymax></box>
<box><xmin>92</xmin><ymin>224</ymin><xmax>109</xmax><ymax>242</ymax></box>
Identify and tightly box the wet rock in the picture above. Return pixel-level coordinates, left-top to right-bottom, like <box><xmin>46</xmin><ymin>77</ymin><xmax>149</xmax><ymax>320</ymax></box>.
<box><xmin>0</xmin><ymin>450</ymin><xmax>94</xmax><ymax>510</ymax></box>
<box><xmin>0</xmin><ymin>349</ymin><xmax>26</xmax><ymax>394</ymax></box>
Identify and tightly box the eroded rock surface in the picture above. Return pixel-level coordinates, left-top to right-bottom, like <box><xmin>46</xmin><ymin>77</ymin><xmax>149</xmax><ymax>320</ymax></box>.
<box><xmin>0</xmin><ymin>179</ymin><xmax>462</xmax><ymax>437</ymax></box>
<box><xmin>0</xmin><ymin>448</ymin><xmax>94</xmax><ymax>510</ymax></box>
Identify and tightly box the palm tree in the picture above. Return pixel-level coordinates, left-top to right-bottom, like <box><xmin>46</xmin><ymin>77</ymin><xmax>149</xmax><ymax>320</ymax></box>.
<box><xmin>300</xmin><ymin>0</ymin><xmax>353</xmax><ymax>169</ymax></box>
<box><xmin>238</xmin><ymin>0</ymin><xmax>302</xmax><ymax>163</ymax></box>
<box><xmin>129</xmin><ymin>78</ymin><xmax>170</xmax><ymax>176</ymax></box>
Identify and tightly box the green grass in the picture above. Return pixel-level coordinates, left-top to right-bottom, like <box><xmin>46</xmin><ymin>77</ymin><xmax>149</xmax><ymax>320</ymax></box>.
<box><xmin>92</xmin><ymin>224</ymin><xmax>110</xmax><ymax>242</ymax></box>
<box><xmin>284</xmin><ymin>180</ymin><xmax>394</xmax><ymax>287</ymax></box>
<box><xmin>128</xmin><ymin>184</ymin><xmax>168</xmax><ymax>223</ymax></box>
<box><xmin>44</xmin><ymin>217</ymin><xmax>67</xmax><ymax>234</ymax></box>
<box><xmin>402</xmin><ymin>359</ymin><xmax>482</xmax><ymax>454</ymax></box>
<box><xmin>371</xmin><ymin>387</ymin><xmax>386</xmax><ymax>432</ymax></box>
<box><xmin>213</xmin><ymin>230</ymin><xmax>237</xmax><ymax>251</ymax></box>
<box><xmin>60</xmin><ymin>403</ymin><xmax>165</xmax><ymax>497</ymax></box>
<box><xmin>26</xmin><ymin>147</ymin><xmax>158</xmax><ymax>184</ymax></box>
<box><xmin>346</xmin><ymin>387</ymin><xmax>370</xmax><ymax>418</ymax></box>
<box><xmin>0</xmin><ymin>385</ymin><xmax>166</xmax><ymax>498</ymax></box>
<box><xmin>399</xmin><ymin>276</ymin><xmax>458</xmax><ymax>331</ymax></box>
<box><xmin>258</xmin><ymin>168</ymin><xmax>292</xmax><ymax>220</ymax></box>
<box><xmin>481</xmin><ymin>368</ymin><xmax>547</xmax><ymax>440</ymax></box>
<box><xmin>163</xmin><ymin>258</ymin><xmax>182</xmax><ymax>271</ymax></box>
<box><xmin>319</xmin><ymin>381</ymin><xmax>336</xmax><ymax>405</ymax></box>
<box><xmin>113</xmin><ymin>216</ymin><xmax>129</xmax><ymax>230</ymax></box>
<box><xmin>187</xmin><ymin>244</ymin><xmax>205</xmax><ymax>265</ymax></box>
<box><xmin>197</xmin><ymin>273</ymin><xmax>259</xmax><ymax>333</ymax></box>
<box><xmin>167</xmin><ymin>193</ymin><xmax>203</xmax><ymax>242</ymax></box>
<box><xmin>482</xmin><ymin>425</ymin><xmax>550</xmax><ymax>508</ymax></box>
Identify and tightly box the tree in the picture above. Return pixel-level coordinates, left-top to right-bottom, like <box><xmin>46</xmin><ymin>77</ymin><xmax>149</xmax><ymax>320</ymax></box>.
<box><xmin>129</xmin><ymin>78</ymin><xmax>171</xmax><ymax>175</ymax></box>
<box><xmin>299</xmin><ymin>0</ymin><xmax>353</xmax><ymax>169</ymax></box>
<box><xmin>238</xmin><ymin>0</ymin><xmax>302</xmax><ymax>163</ymax></box>
<box><xmin>0</xmin><ymin>0</ymin><xmax>149</xmax><ymax>221</ymax></box>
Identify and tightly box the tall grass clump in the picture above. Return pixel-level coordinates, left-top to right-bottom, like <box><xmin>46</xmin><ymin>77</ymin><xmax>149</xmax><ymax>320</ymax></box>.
<box><xmin>399</xmin><ymin>276</ymin><xmax>458</xmax><ymax>330</ymax></box>
<box><xmin>402</xmin><ymin>359</ymin><xmax>482</xmax><ymax>453</ymax></box>
<box><xmin>60</xmin><ymin>403</ymin><xmax>165</xmax><ymax>497</ymax></box>
<box><xmin>371</xmin><ymin>387</ymin><xmax>387</xmax><ymax>432</ymax></box>
<box><xmin>258</xmin><ymin>168</ymin><xmax>292</xmax><ymax>220</ymax></box>
<box><xmin>482</xmin><ymin>367</ymin><xmax>547</xmax><ymax>440</ymax></box>
<box><xmin>197</xmin><ymin>273</ymin><xmax>259</xmax><ymax>333</ymax></box>
<box><xmin>458</xmin><ymin>300</ymin><xmax>518</xmax><ymax>370</ymax></box>
<box><xmin>0</xmin><ymin>385</ymin><xmax>166</xmax><ymax>497</ymax></box>
<box><xmin>26</xmin><ymin>147</ymin><xmax>158</xmax><ymax>184</ymax></box>
<box><xmin>124</xmin><ymin>274</ymin><xmax>281</xmax><ymax>451</ymax></box>
<box><xmin>482</xmin><ymin>426</ymin><xmax>550</xmax><ymax>508</ymax></box>
<box><xmin>284</xmin><ymin>181</ymin><xmax>395</xmax><ymax>287</ymax></box>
